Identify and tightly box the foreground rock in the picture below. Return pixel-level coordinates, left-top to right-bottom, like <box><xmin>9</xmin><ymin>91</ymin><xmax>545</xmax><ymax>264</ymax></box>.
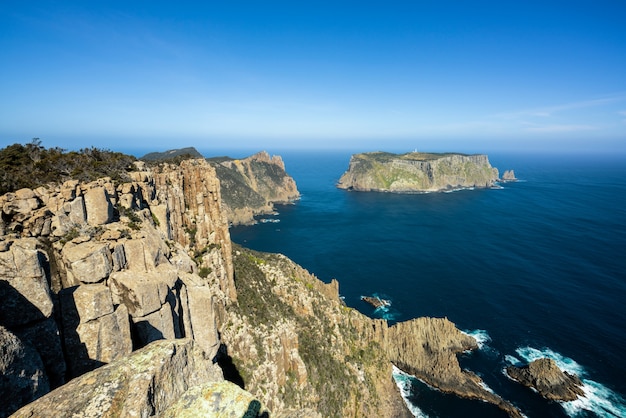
<box><xmin>506</xmin><ymin>358</ymin><xmax>585</xmax><ymax>401</ymax></box>
<box><xmin>11</xmin><ymin>339</ymin><xmax>267</xmax><ymax>417</ymax></box>
<box><xmin>337</xmin><ymin>151</ymin><xmax>500</xmax><ymax>192</ymax></box>
<box><xmin>0</xmin><ymin>326</ymin><xmax>49</xmax><ymax>416</ymax></box>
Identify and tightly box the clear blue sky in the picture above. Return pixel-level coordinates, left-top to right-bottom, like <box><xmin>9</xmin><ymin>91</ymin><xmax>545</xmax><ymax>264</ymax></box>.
<box><xmin>1</xmin><ymin>1</ymin><xmax>625</xmax><ymax>154</ymax></box>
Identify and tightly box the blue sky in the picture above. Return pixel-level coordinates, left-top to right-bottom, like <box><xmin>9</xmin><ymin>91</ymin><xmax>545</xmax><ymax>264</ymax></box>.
<box><xmin>1</xmin><ymin>1</ymin><xmax>625</xmax><ymax>155</ymax></box>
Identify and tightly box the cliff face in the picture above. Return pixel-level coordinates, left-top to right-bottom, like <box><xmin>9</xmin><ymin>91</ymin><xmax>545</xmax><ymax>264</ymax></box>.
<box><xmin>0</xmin><ymin>159</ymin><xmax>236</xmax><ymax>416</ymax></box>
<box><xmin>210</xmin><ymin>151</ymin><xmax>300</xmax><ymax>225</ymax></box>
<box><xmin>221</xmin><ymin>247</ymin><xmax>410</xmax><ymax>418</ymax></box>
<box><xmin>337</xmin><ymin>151</ymin><xmax>500</xmax><ymax>192</ymax></box>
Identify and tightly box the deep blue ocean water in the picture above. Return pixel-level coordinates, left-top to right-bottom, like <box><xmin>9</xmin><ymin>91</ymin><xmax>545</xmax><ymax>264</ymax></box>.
<box><xmin>229</xmin><ymin>151</ymin><xmax>626</xmax><ymax>418</ymax></box>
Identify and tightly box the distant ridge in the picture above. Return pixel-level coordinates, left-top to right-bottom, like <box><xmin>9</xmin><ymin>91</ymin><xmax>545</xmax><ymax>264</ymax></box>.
<box><xmin>140</xmin><ymin>147</ymin><xmax>203</xmax><ymax>161</ymax></box>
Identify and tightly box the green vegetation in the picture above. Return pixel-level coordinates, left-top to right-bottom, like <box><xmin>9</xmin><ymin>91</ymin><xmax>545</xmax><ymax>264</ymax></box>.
<box><xmin>116</xmin><ymin>205</ymin><xmax>143</xmax><ymax>230</ymax></box>
<box><xmin>140</xmin><ymin>147</ymin><xmax>203</xmax><ymax>162</ymax></box>
<box><xmin>229</xmin><ymin>245</ymin><xmax>384</xmax><ymax>417</ymax></box>
<box><xmin>0</xmin><ymin>139</ymin><xmax>137</xmax><ymax>195</ymax></box>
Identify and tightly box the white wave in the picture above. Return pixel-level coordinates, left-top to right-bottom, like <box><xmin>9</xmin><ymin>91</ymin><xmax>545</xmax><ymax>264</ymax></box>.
<box><xmin>392</xmin><ymin>366</ymin><xmax>431</xmax><ymax>418</ymax></box>
<box><xmin>504</xmin><ymin>354</ymin><xmax>522</xmax><ymax>367</ymax></box>
<box><xmin>512</xmin><ymin>347</ymin><xmax>626</xmax><ymax>417</ymax></box>
<box><xmin>561</xmin><ymin>379</ymin><xmax>626</xmax><ymax>418</ymax></box>
<box><xmin>479</xmin><ymin>380</ymin><xmax>496</xmax><ymax>395</ymax></box>
<box><xmin>462</xmin><ymin>329</ymin><xmax>492</xmax><ymax>350</ymax></box>
<box><xmin>515</xmin><ymin>347</ymin><xmax>585</xmax><ymax>376</ymax></box>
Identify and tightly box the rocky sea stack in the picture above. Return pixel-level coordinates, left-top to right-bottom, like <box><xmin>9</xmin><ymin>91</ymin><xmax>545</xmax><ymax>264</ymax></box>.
<box><xmin>506</xmin><ymin>358</ymin><xmax>585</xmax><ymax>401</ymax></box>
<box><xmin>337</xmin><ymin>151</ymin><xmax>500</xmax><ymax>193</ymax></box>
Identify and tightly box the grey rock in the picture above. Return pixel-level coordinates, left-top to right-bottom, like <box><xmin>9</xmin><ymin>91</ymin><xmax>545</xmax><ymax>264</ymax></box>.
<box><xmin>0</xmin><ymin>325</ymin><xmax>49</xmax><ymax>418</ymax></box>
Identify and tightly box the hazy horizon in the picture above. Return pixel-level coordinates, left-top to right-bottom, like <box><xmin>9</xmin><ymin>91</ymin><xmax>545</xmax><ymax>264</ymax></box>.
<box><xmin>2</xmin><ymin>1</ymin><xmax>625</xmax><ymax>154</ymax></box>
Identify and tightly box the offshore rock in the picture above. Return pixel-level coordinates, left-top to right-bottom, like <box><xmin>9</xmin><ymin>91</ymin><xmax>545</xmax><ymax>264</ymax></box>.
<box><xmin>10</xmin><ymin>339</ymin><xmax>228</xmax><ymax>418</ymax></box>
<box><xmin>506</xmin><ymin>358</ymin><xmax>585</xmax><ymax>401</ymax></box>
<box><xmin>337</xmin><ymin>151</ymin><xmax>500</xmax><ymax>192</ymax></box>
<box><xmin>501</xmin><ymin>169</ymin><xmax>517</xmax><ymax>181</ymax></box>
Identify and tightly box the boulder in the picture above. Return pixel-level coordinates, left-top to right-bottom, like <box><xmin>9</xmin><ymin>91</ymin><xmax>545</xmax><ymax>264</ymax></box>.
<box><xmin>59</xmin><ymin>287</ymin><xmax>132</xmax><ymax>377</ymax></box>
<box><xmin>62</xmin><ymin>241</ymin><xmax>113</xmax><ymax>284</ymax></box>
<box><xmin>83</xmin><ymin>186</ymin><xmax>114</xmax><ymax>225</ymax></box>
<box><xmin>0</xmin><ymin>325</ymin><xmax>49</xmax><ymax>418</ymax></box>
<box><xmin>506</xmin><ymin>358</ymin><xmax>585</xmax><ymax>401</ymax></box>
<box><xmin>0</xmin><ymin>240</ymin><xmax>53</xmax><ymax>328</ymax></box>
<box><xmin>10</xmin><ymin>339</ymin><xmax>225</xmax><ymax>418</ymax></box>
<box><xmin>11</xmin><ymin>318</ymin><xmax>66</xmax><ymax>388</ymax></box>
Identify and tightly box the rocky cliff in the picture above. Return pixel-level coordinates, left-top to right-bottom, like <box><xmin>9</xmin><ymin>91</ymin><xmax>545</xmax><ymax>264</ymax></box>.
<box><xmin>209</xmin><ymin>151</ymin><xmax>300</xmax><ymax>225</ymax></box>
<box><xmin>1</xmin><ymin>148</ymin><xmax>525</xmax><ymax>417</ymax></box>
<box><xmin>0</xmin><ymin>158</ymin><xmax>236</xmax><ymax>416</ymax></box>
<box><xmin>337</xmin><ymin>151</ymin><xmax>500</xmax><ymax>192</ymax></box>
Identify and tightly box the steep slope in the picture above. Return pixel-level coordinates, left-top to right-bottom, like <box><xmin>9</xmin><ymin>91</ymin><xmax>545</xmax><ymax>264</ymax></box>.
<box><xmin>337</xmin><ymin>151</ymin><xmax>500</xmax><ymax>192</ymax></box>
<box><xmin>209</xmin><ymin>151</ymin><xmax>300</xmax><ymax>225</ymax></box>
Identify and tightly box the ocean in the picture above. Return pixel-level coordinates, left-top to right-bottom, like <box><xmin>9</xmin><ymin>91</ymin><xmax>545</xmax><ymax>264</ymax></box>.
<box><xmin>229</xmin><ymin>150</ymin><xmax>626</xmax><ymax>418</ymax></box>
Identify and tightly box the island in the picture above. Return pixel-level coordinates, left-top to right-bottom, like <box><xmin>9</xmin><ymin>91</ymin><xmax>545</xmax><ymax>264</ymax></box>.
<box><xmin>337</xmin><ymin>151</ymin><xmax>501</xmax><ymax>193</ymax></box>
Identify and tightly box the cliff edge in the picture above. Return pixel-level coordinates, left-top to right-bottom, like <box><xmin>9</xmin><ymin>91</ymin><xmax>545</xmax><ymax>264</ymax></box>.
<box><xmin>337</xmin><ymin>151</ymin><xmax>500</xmax><ymax>192</ymax></box>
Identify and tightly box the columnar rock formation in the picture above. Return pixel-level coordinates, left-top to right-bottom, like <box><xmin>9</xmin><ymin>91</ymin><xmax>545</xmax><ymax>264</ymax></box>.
<box><xmin>337</xmin><ymin>151</ymin><xmax>500</xmax><ymax>192</ymax></box>
<box><xmin>0</xmin><ymin>158</ymin><xmax>234</xmax><ymax>416</ymax></box>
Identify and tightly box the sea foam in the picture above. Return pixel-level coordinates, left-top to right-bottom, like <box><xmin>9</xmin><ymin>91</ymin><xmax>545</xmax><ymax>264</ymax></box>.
<box><xmin>462</xmin><ymin>329</ymin><xmax>492</xmax><ymax>350</ymax></box>
<box><xmin>392</xmin><ymin>365</ymin><xmax>431</xmax><ymax>418</ymax></box>
<box><xmin>507</xmin><ymin>347</ymin><xmax>626</xmax><ymax>417</ymax></box>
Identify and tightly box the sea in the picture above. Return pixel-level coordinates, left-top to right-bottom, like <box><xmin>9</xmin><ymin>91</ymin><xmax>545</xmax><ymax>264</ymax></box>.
<box><xmin>226</xmin><ymin>150</ymin><xmax>626</xmax><ymax>418</ymax></box>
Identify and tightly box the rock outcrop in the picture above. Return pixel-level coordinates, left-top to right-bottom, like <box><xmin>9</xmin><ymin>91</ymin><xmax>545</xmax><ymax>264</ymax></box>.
<box><xmin>386</xmin><ymin>318</ymin><xmax>523</xmax><ymax>417</ymax></box>
<box><xmin>337</xmin><ymin>151</ymin><xmax>500</xmax><ymax>192</ymax></box>
<box><xmin>0</xmin><ymin>158</ymin><xmax>234</xmax><ymax>417</ymax></box>
<box><xmin>210</xmin><ymin>151</ymin><xmax>300</xmax><ymax>225</ymax></box>
<box><xmin>222</xmin><ymin>247</ymin><xmax>411</xmax><ymax>418</ymax></box>
<box><xmin>501</xmin><ymin>169</ymin><xmax>517</xmax><ymax>181</ymax></box>
<box><xmin>506</xmin><ymin>358</ymin><xmax>585</xmax><ymax>401</ymax></box>
<box><xmin>0</xmin><ymin>326</ymin><xmax>49</xmax><ymax>416</ymax></box>
<box><xmin>11</xmin><ymin>339</ymin><xmax>269</xmax><ymax>418</ymax></box>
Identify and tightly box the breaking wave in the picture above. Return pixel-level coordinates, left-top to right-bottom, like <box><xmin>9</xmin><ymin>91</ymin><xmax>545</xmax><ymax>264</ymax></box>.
<box><xmin>462</xmin><ymin>329</ymin><xmax>492</xmax><ymax>350</ymax></box>
<box><xmin>392</xmin><ymin>365</ymin><xmax>431</xmax><ymax>418</ymax></box>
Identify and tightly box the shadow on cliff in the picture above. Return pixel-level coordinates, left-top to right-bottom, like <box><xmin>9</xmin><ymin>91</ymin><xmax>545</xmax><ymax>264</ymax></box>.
<box><xmin>0</xmin><ymin>279</ymin><xmax>47</xmax><ymax>330</ymax></box>
<box><xmin>58</xmin><ymin>286</ymin><xmax>105</xmax><ymax>378</ymax></box>
<box><xmin>215</xmin><ymin>341</ymin><xmax>245</xmax><ymax>389</ymax></box>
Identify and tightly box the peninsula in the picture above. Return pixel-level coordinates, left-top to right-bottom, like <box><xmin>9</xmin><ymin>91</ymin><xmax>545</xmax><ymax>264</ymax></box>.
<box><xmin>337</xmin><ymin>151</ymin><xmax>500</xmax><ymax>193</ymax></box>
